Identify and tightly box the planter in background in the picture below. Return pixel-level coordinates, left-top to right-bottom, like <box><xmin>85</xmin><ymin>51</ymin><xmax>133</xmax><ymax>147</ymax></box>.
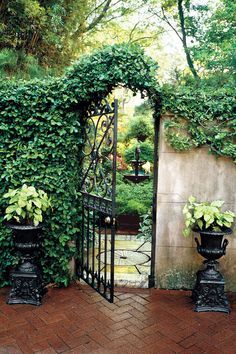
<box><xmin>7</xmin><ymin>224</ymin><xmax>46</xmax><ymax>306</ymax></box>
<box><xmin>116</xmin><ymin>214</ymin><xmax>140</xmax><ymax>234</ymax></box>
<box><xmin>192</xmin><ymin>228</ymin><xmax>232</xmax><ymax>313</ymax></box>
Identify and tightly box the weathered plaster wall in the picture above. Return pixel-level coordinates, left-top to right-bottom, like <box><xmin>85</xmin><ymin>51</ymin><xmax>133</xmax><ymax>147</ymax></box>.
<box><xmin>155</xmin><ymin>114</ymin><xmax>236</xmax><ymax>291</ymax></box>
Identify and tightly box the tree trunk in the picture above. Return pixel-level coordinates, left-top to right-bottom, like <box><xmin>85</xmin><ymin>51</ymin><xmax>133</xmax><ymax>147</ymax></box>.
<box><xmin>178</xmin><ymin>0</ymin><xmax>199</xmax><ymax>79</ymax></box>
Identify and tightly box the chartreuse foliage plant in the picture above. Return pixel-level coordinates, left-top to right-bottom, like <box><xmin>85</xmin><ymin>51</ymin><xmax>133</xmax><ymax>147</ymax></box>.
<box><xmin>3</xmin><ymin>185</ymin><xmax>51</xmax><ymax>226</ymax></box>
<box><xmin>183</xmin><ymin>196</ymin><xmax>236</xmax><ymax>237</ymax></box>
<box><xmin>0</xmin><ymin>43</ymin><xmax>159</xmax><ymax>287</ymax></box>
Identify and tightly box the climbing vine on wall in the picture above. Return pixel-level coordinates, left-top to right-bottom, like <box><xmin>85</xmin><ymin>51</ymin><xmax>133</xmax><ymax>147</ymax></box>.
<box><xmin>162</xmin><ymin>85</ymin><xmax>236</xmax><ymax>162</ymax></box>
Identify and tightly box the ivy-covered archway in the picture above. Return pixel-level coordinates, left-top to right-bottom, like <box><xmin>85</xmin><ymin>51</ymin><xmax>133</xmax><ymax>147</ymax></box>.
<box><xmin>0</xmin><ymin>43</ymin><xmax>161</xmax><ymax>287</ymax></box>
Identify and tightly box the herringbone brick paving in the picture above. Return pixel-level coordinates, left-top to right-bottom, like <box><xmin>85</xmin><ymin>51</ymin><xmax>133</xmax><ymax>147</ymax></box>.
<box><xmin>0</xmin><ymin>283</ymin><xmax>235</xmax><ymax>354</ymax></box>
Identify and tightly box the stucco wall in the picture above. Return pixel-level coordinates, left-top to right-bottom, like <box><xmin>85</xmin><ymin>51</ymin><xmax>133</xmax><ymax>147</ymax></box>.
<box><xmin>155</xmin><ymin>114</ymin><xmax>236</xmax><ymax>291</ymax></box>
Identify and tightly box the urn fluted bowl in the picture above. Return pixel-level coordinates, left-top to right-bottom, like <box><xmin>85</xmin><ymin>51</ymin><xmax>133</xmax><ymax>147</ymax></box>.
<box><xmin>194</xmin><ymin>228</ymin><xmax>232</xmax><ymax>261</ymax></box>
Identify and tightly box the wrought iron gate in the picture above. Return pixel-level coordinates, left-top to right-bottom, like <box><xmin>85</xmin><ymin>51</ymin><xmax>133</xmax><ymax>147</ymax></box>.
<box><xmin>77</xmin><ymin>99</ymin><xmax>118</xmax><ymax>302</ymax></box>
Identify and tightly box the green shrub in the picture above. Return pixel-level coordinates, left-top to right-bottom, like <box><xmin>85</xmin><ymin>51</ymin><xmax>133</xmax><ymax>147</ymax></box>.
<box><xmin>0</xmin><ymin>49</ymin><xmax>18</xmax><ymax>71</ymax></box>
<box><xmin>0</xmin><ymin>49</ymin><xmax>53</xmax><ymax>80</ymax></box>
<box><xmin>124</xmin><ymin>115</ymin><xmax>154</xmax><ymax>142</ymax></box>
<box><xmin>116</xmin><ymin>175</ymin><xmax>153</xmax><ymax>215</ymax></box>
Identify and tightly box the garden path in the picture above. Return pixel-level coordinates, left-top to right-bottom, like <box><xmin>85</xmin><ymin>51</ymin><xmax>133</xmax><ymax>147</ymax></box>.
<box><xmin>0</xmin><ymin>283</ymin><xmax>235</xmax><ymax>353</ymax></box>
<box><xmin>99</xmin><ymin>234</ymin><xmax>151</xmax><ymax>288</ymax></box>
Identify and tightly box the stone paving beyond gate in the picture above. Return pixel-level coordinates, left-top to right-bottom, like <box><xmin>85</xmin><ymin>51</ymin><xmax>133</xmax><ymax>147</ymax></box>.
<box><xmin>0</xmin><ymin>283</ymin><xmax>235</xmax><ymax>354</ymax></box>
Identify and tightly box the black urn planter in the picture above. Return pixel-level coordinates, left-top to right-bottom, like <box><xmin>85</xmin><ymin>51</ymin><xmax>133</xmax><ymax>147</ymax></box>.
<box><xmin>7</xmin><ymin>224</ymin><xmax>46</xmax><ymax>306</ymax></box>
<box><xmin>192</xmin><ymin>228</ymin><xmax>232</xmax><ymax>313</ymax></box>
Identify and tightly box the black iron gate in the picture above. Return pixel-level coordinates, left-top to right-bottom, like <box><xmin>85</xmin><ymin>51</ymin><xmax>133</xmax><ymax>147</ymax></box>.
<box><xmin>77</xmin><ymin>99</ymin><xmax>118</xmax><ymax>302</ymax></box>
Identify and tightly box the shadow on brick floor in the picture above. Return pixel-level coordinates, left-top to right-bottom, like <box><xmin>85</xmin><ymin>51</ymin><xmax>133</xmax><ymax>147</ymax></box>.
<box><xmin>0</xmin><ymin>283</ymin><xmax>235</xmax><ymax>354</ymax></box>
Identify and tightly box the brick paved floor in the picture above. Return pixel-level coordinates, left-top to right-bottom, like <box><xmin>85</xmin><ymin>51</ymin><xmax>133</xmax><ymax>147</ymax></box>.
<box><xmin>0</xmin><ymin>283</ymin><xmax>235</xmax><ymax>354</ymax></box>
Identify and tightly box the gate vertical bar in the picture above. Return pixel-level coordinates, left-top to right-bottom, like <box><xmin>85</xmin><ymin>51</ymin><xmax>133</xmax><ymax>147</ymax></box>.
<box><xmin>110</xmin><ymin>99</ymin><xmax>118</xmax><ymax>301</ymax></box>
<box><xmin>148</xmin><ymin>111</ymin><xmax>160</xmax><ymax>288</ymax></box>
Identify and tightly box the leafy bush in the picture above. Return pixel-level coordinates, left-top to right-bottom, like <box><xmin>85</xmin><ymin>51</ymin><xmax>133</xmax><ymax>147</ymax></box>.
<box><xmin>137</xmin><ymin>210</ymin><xmax>152</xmax><ymax>241</ymax></box>
<box><xmin>116</xmin><ymin>174</ymin><xmax>153</xmax><ymax>215</ymax></box>
<box><xmin>124</xmin><ymin>115</ymin><xmax>154</xmax><ymax>142</ymax></box>
<box><xmin>0</xmin><ymin>49</ymin><xmax>53</xmax><ymax>80</ymax></box>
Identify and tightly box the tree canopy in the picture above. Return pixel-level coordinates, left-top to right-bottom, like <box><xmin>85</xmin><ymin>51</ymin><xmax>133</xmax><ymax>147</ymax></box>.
<box><xmin>147</xmin><ymin>0</ymin><xmax>235</xmax><ymax>81</ymax></box>
<box><xmin>1</xmin><ymin>0</ymin><xmax>234</xmax><ymax>82</ymax></box>
<box><xmin>0</xmin><ymin>0</ymin><xmax>146</xmax><ymax>78</ymax></box>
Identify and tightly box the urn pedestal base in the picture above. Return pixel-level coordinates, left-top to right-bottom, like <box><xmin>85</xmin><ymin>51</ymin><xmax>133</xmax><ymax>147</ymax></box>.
<box><xmin>6</xmin><ymin>224</ymin><xmax>46</xmax><ymax>306</ymax></box>
<box><xmin>7</xmin><ymin>266</ymin><xmax>45</xmax><ymax>306</ymax></box>
<box><xmin>193</xmin><ymin>229</ymin><xmax>231</xmax><ymax>313</ymax></box>
<box><xmin>192</xmin><ymin>261</ymin><xmax>230</xmax><ymax>313</ymax></box>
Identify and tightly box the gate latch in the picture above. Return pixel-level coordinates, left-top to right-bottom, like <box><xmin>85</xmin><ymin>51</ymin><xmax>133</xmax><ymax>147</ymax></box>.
<box><xmin>104</xmin><ymin>216</ymin><xmax>116</xmax><ymax>226</ymax></box>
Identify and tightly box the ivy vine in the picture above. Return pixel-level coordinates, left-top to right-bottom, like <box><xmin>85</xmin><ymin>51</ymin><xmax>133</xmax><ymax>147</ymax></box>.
<box><xmin>162</xmin><ymin>85</ymin><xmax>236</xmax><ymax>162</ymax></box>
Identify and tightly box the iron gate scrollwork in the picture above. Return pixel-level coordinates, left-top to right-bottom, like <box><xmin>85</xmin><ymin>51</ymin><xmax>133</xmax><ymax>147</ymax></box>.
<box><xmin>77</xmin><ymin>99</ymin><xmax>118</xmax><ymax>302</ymax></box>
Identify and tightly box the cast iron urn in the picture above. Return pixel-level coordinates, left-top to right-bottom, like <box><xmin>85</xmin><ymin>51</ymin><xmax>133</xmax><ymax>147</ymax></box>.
<box><xmin>192</xmin><ymin>228</ymin><xmax>232</xmax><ymax>313</ymax></box>
<box><xmin>7</xmin><ymin>224</ymin><xmax>46</xmax><ymax>306</ymax></box>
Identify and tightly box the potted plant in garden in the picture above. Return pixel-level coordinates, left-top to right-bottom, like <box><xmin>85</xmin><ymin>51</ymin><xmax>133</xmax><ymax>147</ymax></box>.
<box><xmin>3</xmin><ymin>184</ymin><xmax>51</xmax><ymax>306</ymax></box>
<box><xmin>183</xmin><ymin>196</ymin><xmax>235</xmax><ymax>313</ymax></box>
<box><xmin>137</xmin><ymin>209</ymin><xmax>152</xmax><ymax>241</ymax></box>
